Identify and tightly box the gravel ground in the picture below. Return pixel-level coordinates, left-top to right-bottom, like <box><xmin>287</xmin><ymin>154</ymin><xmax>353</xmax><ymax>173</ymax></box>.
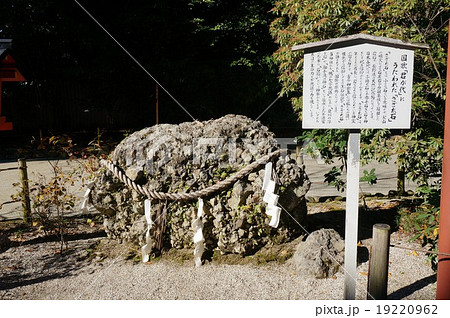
<box><xmin>0</xmin><ymin>231</ymin><xmax>436</xmax><ymax>300</ymax></box>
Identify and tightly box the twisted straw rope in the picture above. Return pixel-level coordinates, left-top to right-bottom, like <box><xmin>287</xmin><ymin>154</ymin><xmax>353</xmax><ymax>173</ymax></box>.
<box><xmin>100</xmin><ymin>149</ymin><xmax>281</xmax><ymax>202</ymax></box>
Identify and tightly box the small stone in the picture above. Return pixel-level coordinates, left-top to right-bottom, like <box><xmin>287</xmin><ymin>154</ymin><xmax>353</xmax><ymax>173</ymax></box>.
<box><xmin>103</xmin><ymin>218</ymin><xmax>114</xmax><ymax>229</ymax></box>
<box><xmin>388</xmin><ymin>190</ymin><xmax>398</xmax><ymax>197</ymax></box>
<box><xmin>103</xmin><ymin>195</ymin><xmax>113</xmax><ymax>204</ymax></box>
<box><xmin>230</xmin><ymin>232</ymin><xmax>239</xmax><ymax>244</ymax></box>
<box><xmin>233</xmin><ymin>218</ymin><xmax>244</xmax><ymax>230</ymax></box>
<box><xmin>213</xmin><ymin>213</ymin><xmax>223</xmax><ymax>227</ymax></box>
<box><xmin>293</xmin><ymin>229</ymin><xmax>344</xmax><ymax>279</ymax></box>
<box><xmin>241</xmin><ymin>150</ymin><xmax>253</xmax><ymax>163</ymax></box>
<box><xmin>125</xmin><ymin>168</ymin><xmax>144</xmax><ymax>182</ymax></box>
<box><xmin>247</xmin><ymin>172</ymin><xmax>257</xmax><ymax>182</ymax></box>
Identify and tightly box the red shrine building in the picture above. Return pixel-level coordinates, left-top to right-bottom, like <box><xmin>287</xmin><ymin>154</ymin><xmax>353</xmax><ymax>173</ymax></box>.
<box><xmin>0</xmin><ymin>39</ymin><xmax>26</xmax><ymax>131</ymax></box>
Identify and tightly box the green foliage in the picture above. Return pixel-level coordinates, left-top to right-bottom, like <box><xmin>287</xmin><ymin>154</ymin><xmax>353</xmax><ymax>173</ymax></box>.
<box><xmin>11</xmin><ymin>160</ymin><xmax>78</xmax><ymax>253</ymax></box>
<box><xmin>361</xmin><ymin>168</ymin><xmax>378</xmax><ymax>185</ymax></box>
<box><xmin>360</xmin><ymin>129</ymin><xmax>392</xmax><ymax>164</ymax></box>
<box><xmin>298</xmin><ymin>129</ymin><xmax>348</xmax><ymax>191</ymax></box>
<box><xmin>30</xmin><ymin>163</ymin><xmax>76</xmax><ymax>251</ymax></box>
<box><xmin>270</xmin><ymin>0</ymin><xmax>448</xmax><ymax>174</ymax></box>
<box><xmin>214</xmin><ymin>165</ymin><xmax>235</xmax><ymax>181</ymax></box>
<box><xmin>298</xmin><ymin>129</ymin><xmax>348</xmax><ymax>163</ymax></box>
<box><xmin>270</xmin><ymin>0</ymin><xmax>449</xmax><ymax>264</ymax></box>
<box><xmin>12</xmin><ymin>133</ymin><xmax>103</xmax><ymax>253</ymax></box>
<box><xmin>324</xmin><ymin>166</ymin><xmax>346</xmax><ymax>192</ymax></box>
<box><xmin>396</xmin><ymin>130</ymin><xmax>443</xmax><ymax>186</ymax></box>
<box><xmin>398</xmin><ymin>187</ymin><xmax>440</xmax><ymax>269</ymax></box>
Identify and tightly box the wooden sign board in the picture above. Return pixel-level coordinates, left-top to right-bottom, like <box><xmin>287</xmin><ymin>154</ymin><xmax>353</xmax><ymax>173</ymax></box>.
<box><xmin>292</xmin><ymin>34</ymin><xmax>428</xmax><ymax>300</ymax></box>
<box><xmin>302</xmin><ymin>43</ymin><xmax>414</xmax><ymax>129</ymax></box>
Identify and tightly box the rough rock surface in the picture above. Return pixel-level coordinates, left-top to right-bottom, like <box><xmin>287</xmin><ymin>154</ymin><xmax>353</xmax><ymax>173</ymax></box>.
<box><xmin>293</xmin><ymin>229</ymin><xmax>345</xmax><ymax>278</ymax></box>
<box><xmin>91</xmin><ymin>115</ymin><xmax>310</xmax><ymax>256</ymax></box>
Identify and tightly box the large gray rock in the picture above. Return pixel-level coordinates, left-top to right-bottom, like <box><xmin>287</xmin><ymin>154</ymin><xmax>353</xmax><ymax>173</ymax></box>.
<box><xmin>293</xmin><ymin>229</ymin><xmax>345</xmax><ymax>278</ymax></box>
<box><xmin>91</xmin><ymin>115</ymin><xmax>310</xmax><ymax>255</ymax></box>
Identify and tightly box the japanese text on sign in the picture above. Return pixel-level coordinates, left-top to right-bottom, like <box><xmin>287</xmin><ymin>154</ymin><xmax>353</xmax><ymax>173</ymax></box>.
<box><xmin>302</xmin><ymin>43</ymin><xmax>414</xmax><ymax>129</ymax></box>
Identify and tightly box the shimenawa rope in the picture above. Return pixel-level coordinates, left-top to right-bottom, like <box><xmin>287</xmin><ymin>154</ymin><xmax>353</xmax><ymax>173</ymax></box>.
<box><xmin>100</xmin><ymin>149</ymin><xmax>281</xmax><ymax>202</ymax></box>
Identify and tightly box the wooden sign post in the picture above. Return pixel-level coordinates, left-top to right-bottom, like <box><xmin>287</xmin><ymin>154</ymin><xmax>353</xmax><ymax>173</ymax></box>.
<box><xmin>344</xmin><ymin>129</ymin><xmax>360</xmax><ymax>299</ymax></box>
<box><xmin>292</xmin><ymin>34</ymin><xmax>428</xmax><ymax>299</ymax></box>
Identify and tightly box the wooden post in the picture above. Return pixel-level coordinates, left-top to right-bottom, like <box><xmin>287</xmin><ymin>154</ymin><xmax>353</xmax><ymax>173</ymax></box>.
<box><xmin>367</xmin><ymin>223</ymin><xmax>391</xmax><ymax>300</ymax></box>
<box><xmin>344</xmin><ymin>129</ymin><xmax>360</xmax><ymax>300</ymax></box>
<box><xmin>397</xmin><ymin>154</ymin><xmax>405</xmax><ymax>195</ymax></box>
<box><xmin>296</xmin><ymin>145</ymin><xmax>304</xmax><ymax>165</ymax></box>
<box><xmin>18</xmin><ymin>158</ymin><xmax>31</xmax><ymax>223</ymax></box>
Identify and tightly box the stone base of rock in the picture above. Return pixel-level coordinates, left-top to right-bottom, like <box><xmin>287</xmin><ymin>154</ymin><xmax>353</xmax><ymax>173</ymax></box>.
<box><xmin>91</xmin><ymin>115</ymin><xmax>310</xmax><ymax>256</ymax></box>
<box><xmin>293</xmin><ymin>229</ymin><xmax>345</xmax><ymax>278</ymax></box>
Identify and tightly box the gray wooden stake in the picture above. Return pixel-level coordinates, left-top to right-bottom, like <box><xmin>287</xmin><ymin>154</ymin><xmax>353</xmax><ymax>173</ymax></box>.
<box><xmin>344</xmin><ymin>130</ymin><xmax>360</xmax><ymax>300</ymax></box>
<box><xmin>18</xmin><ymin>158</ymin><xmax>31</xmax><ymax>223</ymax></box>
<box><xmin>367</xmin><ymin>223</ymin><xmax>391</xmax><ymax>299</ymax></box>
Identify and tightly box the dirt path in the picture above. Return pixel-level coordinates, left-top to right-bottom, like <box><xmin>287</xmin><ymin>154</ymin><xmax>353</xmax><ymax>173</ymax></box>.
<box><xmin>0</xmin><ymin>204</ymin><xmax>437</xmax><ymax>300</ymax></box>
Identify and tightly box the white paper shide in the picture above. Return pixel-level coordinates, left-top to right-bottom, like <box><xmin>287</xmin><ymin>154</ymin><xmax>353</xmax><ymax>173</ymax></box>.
<box><xmin>141</xmin><ymin>199</ymin><xmax>153</xmax><ymax>263</ymax></box>
<box><xmin>262</xmin><ymin>162</ymin><xmax>281</xmax><ymax>228</ymax></box>
<box><xmin>192</xmin><ymin>198</ymin><xmax>205</xmax><ymax>267</ymax></box>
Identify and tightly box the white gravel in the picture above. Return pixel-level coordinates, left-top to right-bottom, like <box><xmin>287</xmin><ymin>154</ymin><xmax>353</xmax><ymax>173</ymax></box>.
<box><xmin>0</xmin><ymin>232</ymin><xmax>436</xmax><ymax>300</ymax></box>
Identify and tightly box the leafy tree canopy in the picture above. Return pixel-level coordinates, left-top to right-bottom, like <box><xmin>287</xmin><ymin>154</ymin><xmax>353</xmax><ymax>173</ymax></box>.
<box><xmin>270</xmin><ymin>0</ymin><xmax>449</xmax><ymax>186</ymax></box>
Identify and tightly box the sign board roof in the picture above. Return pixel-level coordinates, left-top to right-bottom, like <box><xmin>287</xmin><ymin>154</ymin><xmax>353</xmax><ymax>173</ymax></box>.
<box><xmin>0</xmin><ymin>39</ymin><xmax>12</xmax><ymax>59</ymax></box>
<box><xmin>0</xmin><ymin>39</ymin><xmax>12</xmax><ymax>48</ymax></box>
<box><xmin>292</xmin><ymin>33</ymin><xmax>429</xmax><ymax>53</ymax></box>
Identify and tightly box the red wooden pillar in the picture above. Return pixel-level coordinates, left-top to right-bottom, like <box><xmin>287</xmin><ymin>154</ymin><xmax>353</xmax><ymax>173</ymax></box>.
<box><xmin>436</xmin><ymin>21</ymin><xmax>450</xmax><ymax>300</ymax></box>
<box><xmin>0</xmin><ymin>81</ymin><xmax>14</xmax><ymax>130</ymax></box>
<box><xmin>0</xmin><ymin>40</ymin><xmax>26</xmax><ymax>130</ymax></box>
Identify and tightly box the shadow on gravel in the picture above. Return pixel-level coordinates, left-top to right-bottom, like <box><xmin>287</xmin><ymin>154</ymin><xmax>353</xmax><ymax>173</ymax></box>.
<box><xmin>12</xmin><ymin>231</ymin><xmax>107</xmax><ymax>247</ymax></box>
<box><xmin>304</xmin><ymin>204</ymin><xmax>402</xmax><ymax>265</ymax></box>
<box><xmin>0</xmin><ymin>238</ymin><xmax>102</xmax><ymax>294</ymax></box>
<box><xmin>304</xmin><ymin>207</ymin><xmax>400</xmax><ymax>242</ymax></box>
<box><xmin>388</xmin><ymin>274</ymin><xmax>437</xmax><ymax>299</ymax></box>
<box><xmin>0</xmin><ymin>273</ymin><xmax>63</xmax><ymax>290</ymax></box>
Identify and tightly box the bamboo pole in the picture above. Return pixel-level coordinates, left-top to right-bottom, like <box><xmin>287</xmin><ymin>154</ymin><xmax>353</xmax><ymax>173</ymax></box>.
<box><xmin>367</xmin><ymin>223</ymin><xmax>390</xmax><ymax>300</ymax></box>
<box><xmin>18</xmin><ymin>158</ymin><xmax>31</xmax><ymax>223</ymax></box>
